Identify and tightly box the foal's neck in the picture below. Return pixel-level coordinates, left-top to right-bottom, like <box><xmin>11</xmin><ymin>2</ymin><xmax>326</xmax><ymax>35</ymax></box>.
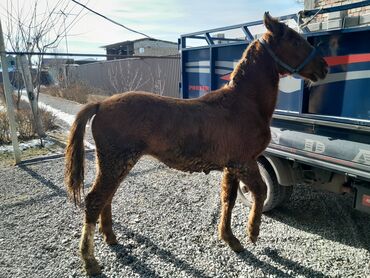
<box><xmin>229</xmin><ymin>39</ymin><xmax>280</xmax><ymax>121</ymax></box>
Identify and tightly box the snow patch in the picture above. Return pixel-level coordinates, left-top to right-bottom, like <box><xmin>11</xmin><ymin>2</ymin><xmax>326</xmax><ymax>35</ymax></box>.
<box><xmin>0</xmin><ymin>138</ymin><xmax>54</xmax><ymax>152</ymax></box>
<box><xmin>20</xmin><ymin>94</ymin><xmax>75</xmax><ymax>126</ymax></box>
<box><xmin>39</xmin><ymin>101</ymin><xmax>76</xmax><ymax>126</ymax></box>
<box><xmin>34</xmin><ymin>97</ymin><xmax>95</xmax><ymax>150</ymax></box>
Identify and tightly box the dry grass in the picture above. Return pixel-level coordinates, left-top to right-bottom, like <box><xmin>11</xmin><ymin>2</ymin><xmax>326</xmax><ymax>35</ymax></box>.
<box><xmin>0</xmin><ymin>144</ymin><xmax>61</xmax><ymax>167</ymax></box>
<box><xmin>87</xmin><ymin>94</ymin><xmax>109</xmax><ymax>102</ymax></box>
<box><xmin>0</xmin><ymin>112</ymin><xmax>10</xmax><ymax>143</ymax></box>
<box><xmin>0</xmin><ymin>100</ymin><xmax>57</xmax><ymax>144</ymax></box>
<box><xmin>0</xmin><ymin>86</ymin><xmax>6</xmax><ymax>103</ymax></box>
<box><xmin>41</xmin><ymin>82</ymin><xmax>108</xmax><ymax>104</ymax></box>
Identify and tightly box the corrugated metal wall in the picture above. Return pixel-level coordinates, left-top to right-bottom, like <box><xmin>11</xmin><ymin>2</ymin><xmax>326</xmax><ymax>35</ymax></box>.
<box><xmin>67</xmin><ymin>56</ymin><xmax>181</xmax><ymax>98</ymax></box>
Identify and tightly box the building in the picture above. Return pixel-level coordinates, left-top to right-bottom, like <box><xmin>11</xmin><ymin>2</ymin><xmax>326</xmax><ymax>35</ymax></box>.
<box><xmin>42</xmin><ymin>58</ymin><xmax>74</xmax><ymax>68</ymax></box>
<box><xmin>305</xmin><ymin>0</ymin><xmax>370</xmax><ymax>13</ymax></box>
<box><xmin>102</xmin><ymin>38</ymin><xmax>178</xmax><ymax>60</ymax></box>
<box><xmin>304</xmin><ymin>0</ymin><xmax>370</xmax><ymax>31</ymax></box>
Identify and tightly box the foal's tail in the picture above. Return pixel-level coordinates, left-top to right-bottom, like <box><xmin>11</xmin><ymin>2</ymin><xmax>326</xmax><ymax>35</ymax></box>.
<box><xmin>65</xmin><ymin>102</ymin><xmax>99</xmax><ymax>206</ymax></box>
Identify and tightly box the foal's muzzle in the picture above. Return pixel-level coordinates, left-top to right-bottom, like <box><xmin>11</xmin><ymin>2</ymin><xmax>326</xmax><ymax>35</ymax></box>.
<box><xmin>311</xmin><ymin>57</ymin><xmax>329</xmax><ymax>81</ymax></box>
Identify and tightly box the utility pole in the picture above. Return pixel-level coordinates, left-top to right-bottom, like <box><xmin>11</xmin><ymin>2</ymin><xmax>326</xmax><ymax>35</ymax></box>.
<box><xmin>0</xmin><ymin>20</ymin><xmax>21</xmax><ymax>164</ymax></box>
<box><xmin>60</xmin><ymin>10</ymin><xmax>69</xmax><ymax>55</ymax></box>
<box><xmin>55</xmin><ymin>10</ymin><xmax>77</xmax><ymax>88</ymax></box>
<box><xmin>60</xmin><ymin>10</ymin><xmax>69</xmax><ymax>87</ymax></box>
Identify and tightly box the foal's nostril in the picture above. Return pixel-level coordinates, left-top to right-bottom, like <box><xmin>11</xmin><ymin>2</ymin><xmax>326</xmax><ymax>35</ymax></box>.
<box><xmin>320</xmin><ymin>65</ymin><xmax>329</xmax><ymax>79</ymax></box>
<box><xmin>319</xmin><ymin>57</ymin><xmax>329</xmax><ymax>77</ymax></box>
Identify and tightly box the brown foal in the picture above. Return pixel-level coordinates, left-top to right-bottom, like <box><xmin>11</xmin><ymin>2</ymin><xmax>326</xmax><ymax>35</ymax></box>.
<box><xmin>65</xmin><ymin>13</ymin><xmax>328</xmax><ymax>275</ymax></box>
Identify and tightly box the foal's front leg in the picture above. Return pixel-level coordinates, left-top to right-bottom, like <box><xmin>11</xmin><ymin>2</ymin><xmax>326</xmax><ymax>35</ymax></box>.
<box><xmin>239</xmin><ymin>161</ymin><xmax>267</xmax><ymax>243</ymax></box>
<box><xmin>218</xmin><ymin>168</ymin><xmax>244</xmax><ymax>252</ymax></box>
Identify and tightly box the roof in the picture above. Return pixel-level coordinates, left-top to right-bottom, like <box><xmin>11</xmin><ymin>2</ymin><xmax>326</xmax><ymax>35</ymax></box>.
<box><xmin>101</xmin><ymin>38</ymin><xmax>177</xmax><ymax>48</ymax></box>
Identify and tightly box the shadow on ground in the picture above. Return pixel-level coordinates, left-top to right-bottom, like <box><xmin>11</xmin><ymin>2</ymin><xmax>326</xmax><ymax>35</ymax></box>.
<box><xmin>109</xmin><ymin>223</ymin><xmax>328</xmax><ymax>278</ymax></box>
<box><xmin>266</xmin><ymin>185</ymin><xmax>370</xmax><ymax>251</ymax></box>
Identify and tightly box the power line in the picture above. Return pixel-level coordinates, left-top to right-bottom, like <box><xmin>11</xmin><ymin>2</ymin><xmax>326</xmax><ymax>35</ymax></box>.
<box><xmin>2</xmin><ymin>50</ymin><xmax>179</xmax><ymax>59</ymax></box>
<box><xmin>71</xmin><ymin>0</ymin><xmax>152</xmax><ymax>39</ymax></box>
<box><xmin>2</xmin><ymin>51</ymin><xmax>131</xmax><ymax>58</ymax></box>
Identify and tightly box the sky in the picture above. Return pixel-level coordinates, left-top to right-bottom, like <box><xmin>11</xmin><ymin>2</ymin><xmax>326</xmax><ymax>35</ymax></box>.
<box><xmin>0</xmin><ymin>0</ymin><xmax>303</xmax><ymax>59</ymax></box>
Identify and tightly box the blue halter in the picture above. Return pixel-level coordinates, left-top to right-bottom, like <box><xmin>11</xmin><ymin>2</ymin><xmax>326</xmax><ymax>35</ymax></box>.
<box><xmin>258</xmin><ymin>37</ymin><xmax>317</xmax><ymax>75</ymax></box>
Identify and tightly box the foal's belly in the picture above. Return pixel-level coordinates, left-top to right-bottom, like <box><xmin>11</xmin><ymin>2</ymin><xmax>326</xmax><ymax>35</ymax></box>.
<box><xmin>147</xmin><ymin>133</ymin><xmax>225</xmax><ymax>173</ymax></box>
<box><xmin>159</xmin><ymin>157</ymin><xmax>223</xmax><ymax>174</ymax></box>
<box><xmin>152</xmin><ymin>151</ymin><xmax>223</xmax><ymax>174</ymax></box>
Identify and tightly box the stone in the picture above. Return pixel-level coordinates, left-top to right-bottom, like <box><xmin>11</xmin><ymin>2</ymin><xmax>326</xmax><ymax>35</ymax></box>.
<box><xmin>322</xmin><ymin>19</ymin><xmax>342</xmax><ymax>30</ymax></box>
<box><xmin>328</xmin><ymin>10</ymin><xmax>347</xmax><ymax>20</ymax></box>
<box><xmin>359</xmin><ymin>13</ymin><xmax>370</xmax><ymax>25</ymax></box>
<box><xmin>343</xmin><ymin>16</ymin><xmax>359</xmax><ymax>27</ymax></box>
<box><xmin>307</xmin><ymin>22</ymin><xmax>322</xmax><ymax>31</ymax></box>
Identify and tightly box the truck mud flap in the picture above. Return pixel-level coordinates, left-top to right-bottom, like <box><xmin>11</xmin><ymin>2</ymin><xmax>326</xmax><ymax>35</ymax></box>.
<box><xmin>354</xmin><ymin>183</ymin><xmax>370</xmax><ymax>213</ymax></box>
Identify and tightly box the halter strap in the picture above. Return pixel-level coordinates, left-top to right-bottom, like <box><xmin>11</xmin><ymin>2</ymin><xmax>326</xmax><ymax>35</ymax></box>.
<box><xmin>258</xmin><ymin>37</ymin><xmax>317</xmax><ymax>75</ymax></box>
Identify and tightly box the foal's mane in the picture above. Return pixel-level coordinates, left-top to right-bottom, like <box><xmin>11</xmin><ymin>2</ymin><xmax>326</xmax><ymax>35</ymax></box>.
<box><xmin>229</xmin><ymin>33</ymin><xmax>277</xmax><ymax>87</ymax></box>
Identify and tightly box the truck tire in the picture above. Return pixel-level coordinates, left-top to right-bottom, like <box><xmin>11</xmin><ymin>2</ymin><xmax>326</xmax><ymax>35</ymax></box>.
<box><xmin>237</xmin><ymin>160</ymin><xmax>293</xmax><ymax>212</ymax></box>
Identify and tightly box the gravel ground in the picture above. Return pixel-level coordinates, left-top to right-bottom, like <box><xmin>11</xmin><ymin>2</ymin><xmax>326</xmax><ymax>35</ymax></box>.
<box><xmin>1</xmin><ymin>94</ymin><xmax>369</xmax><ymax>277</ymax></box>
<box><xmin>1</xmin><ymin>153</ymin><xmax>370</xmax><ymax>278</ymax></box>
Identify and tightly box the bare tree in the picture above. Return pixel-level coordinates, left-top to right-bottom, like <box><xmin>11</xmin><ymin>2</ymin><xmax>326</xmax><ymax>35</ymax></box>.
<box><xmin>0</xmin><ymin>0</ymin><xmax>86</xmax><ymax>137</ymax></box>
<box><xmin>107</xmin><ymin>59</ymin><xmax>168</xmax><ymax>97</ymax></box>
<box><xmin>107</xmin><ymin>59</ymin><xmax>150</xmax><ymax>94</ymax></box>
<box><xmin>152</xmin><ymin>64</ymin><xmax>166</xmax><ymax>96</ymax></box>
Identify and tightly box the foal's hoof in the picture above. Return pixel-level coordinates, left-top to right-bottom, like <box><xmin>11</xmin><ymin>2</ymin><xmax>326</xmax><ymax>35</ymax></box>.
<box><xmin>222</xmin><ymin>236</ymin><xmax>244</xmax><ymax>252</ymax></box>
<box><xmin>248</xmin><ymin>230</ymin><xmax>259</xmax><ymax>244</ymax></box>
<box><xmin>248</xmin><ymin>226</ymin><xmax>259</xmax><ymax>244</ymax></box>
<box><xmin>228</xmin><ymin>239</ymin><xmax>244</xmax><ymax>253</ymax></box>
<box><xmin>105</xmin><ymin>236</ymin><xmax>118</xmax><ymax>246</ymax></box>
<box><xmin>102</xmin><ymin>232</ymin><xmax>118</xmax><ymax>245</ymax></box>
<box><xmin>84</xmin><ymin>258</ymin><xmax>102</xmax><ymax>276</ymax></box>
<box><xmin>249</xmin><ymin>235</ymin><xmax>258</xmax><ymax>244</ymax></box>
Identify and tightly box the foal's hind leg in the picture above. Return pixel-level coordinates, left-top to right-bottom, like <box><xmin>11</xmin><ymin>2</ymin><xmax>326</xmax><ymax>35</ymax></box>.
<box><xmin>98</xmin><ymin>155</ymin><xmax>139</xmax><ymax>245</ymax></box>
<box><xmin>239</xmin><ymin>161</ymin><xmax>267</xmax><ymax>244</ymax></box>
<box><xmin>99</xmin><ymin>198</ymin><xmax>118</xmax><ymax>245</ymax></box>
<box><xmin>80</xmin><ymin>153</ymin><xmax>138</xmax><ymax>275</ymax></box>
<box><xmin>80</xmin><ymin>174</ymin><xmax>117</xmax><ymax>276</ymax></box>
<box><xmin>218</xmin><ymin>168</ymin><xmax>244</xmax><ymax>252</ymax></box>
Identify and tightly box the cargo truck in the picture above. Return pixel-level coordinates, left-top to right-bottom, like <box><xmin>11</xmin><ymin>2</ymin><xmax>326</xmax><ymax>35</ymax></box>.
<box><xmin>179</xmin><ymin>1</ymin><xmax>370</xmax><ymax>214</ymax></box>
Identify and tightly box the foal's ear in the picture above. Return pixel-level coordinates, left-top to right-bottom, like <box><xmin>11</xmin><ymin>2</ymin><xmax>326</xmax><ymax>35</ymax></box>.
<box><xmin>263</xmin><ymin>12</ymin><xmax>286</xmax><ymax>37</ymax></box>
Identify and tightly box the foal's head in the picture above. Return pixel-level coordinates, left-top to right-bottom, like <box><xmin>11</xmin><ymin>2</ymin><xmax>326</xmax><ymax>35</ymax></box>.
<box><xmin>261</xmin><ymin>12</ymin><xmax>328</xmax><ymax>82</ymax></box>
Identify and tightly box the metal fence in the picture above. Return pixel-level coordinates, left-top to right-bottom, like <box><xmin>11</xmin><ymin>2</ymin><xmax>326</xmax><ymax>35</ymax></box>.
<box><xmin>66</xmin><ymin>56</ymin><xmax>181</xmax><ymax>98</ymax></box>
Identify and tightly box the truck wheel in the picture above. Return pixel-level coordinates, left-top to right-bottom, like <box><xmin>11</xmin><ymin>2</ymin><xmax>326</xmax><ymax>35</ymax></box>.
<box><xmin>237</xmin><ymin>160</ymin><xmax>293</xmax><ymax>212</ymax></box>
